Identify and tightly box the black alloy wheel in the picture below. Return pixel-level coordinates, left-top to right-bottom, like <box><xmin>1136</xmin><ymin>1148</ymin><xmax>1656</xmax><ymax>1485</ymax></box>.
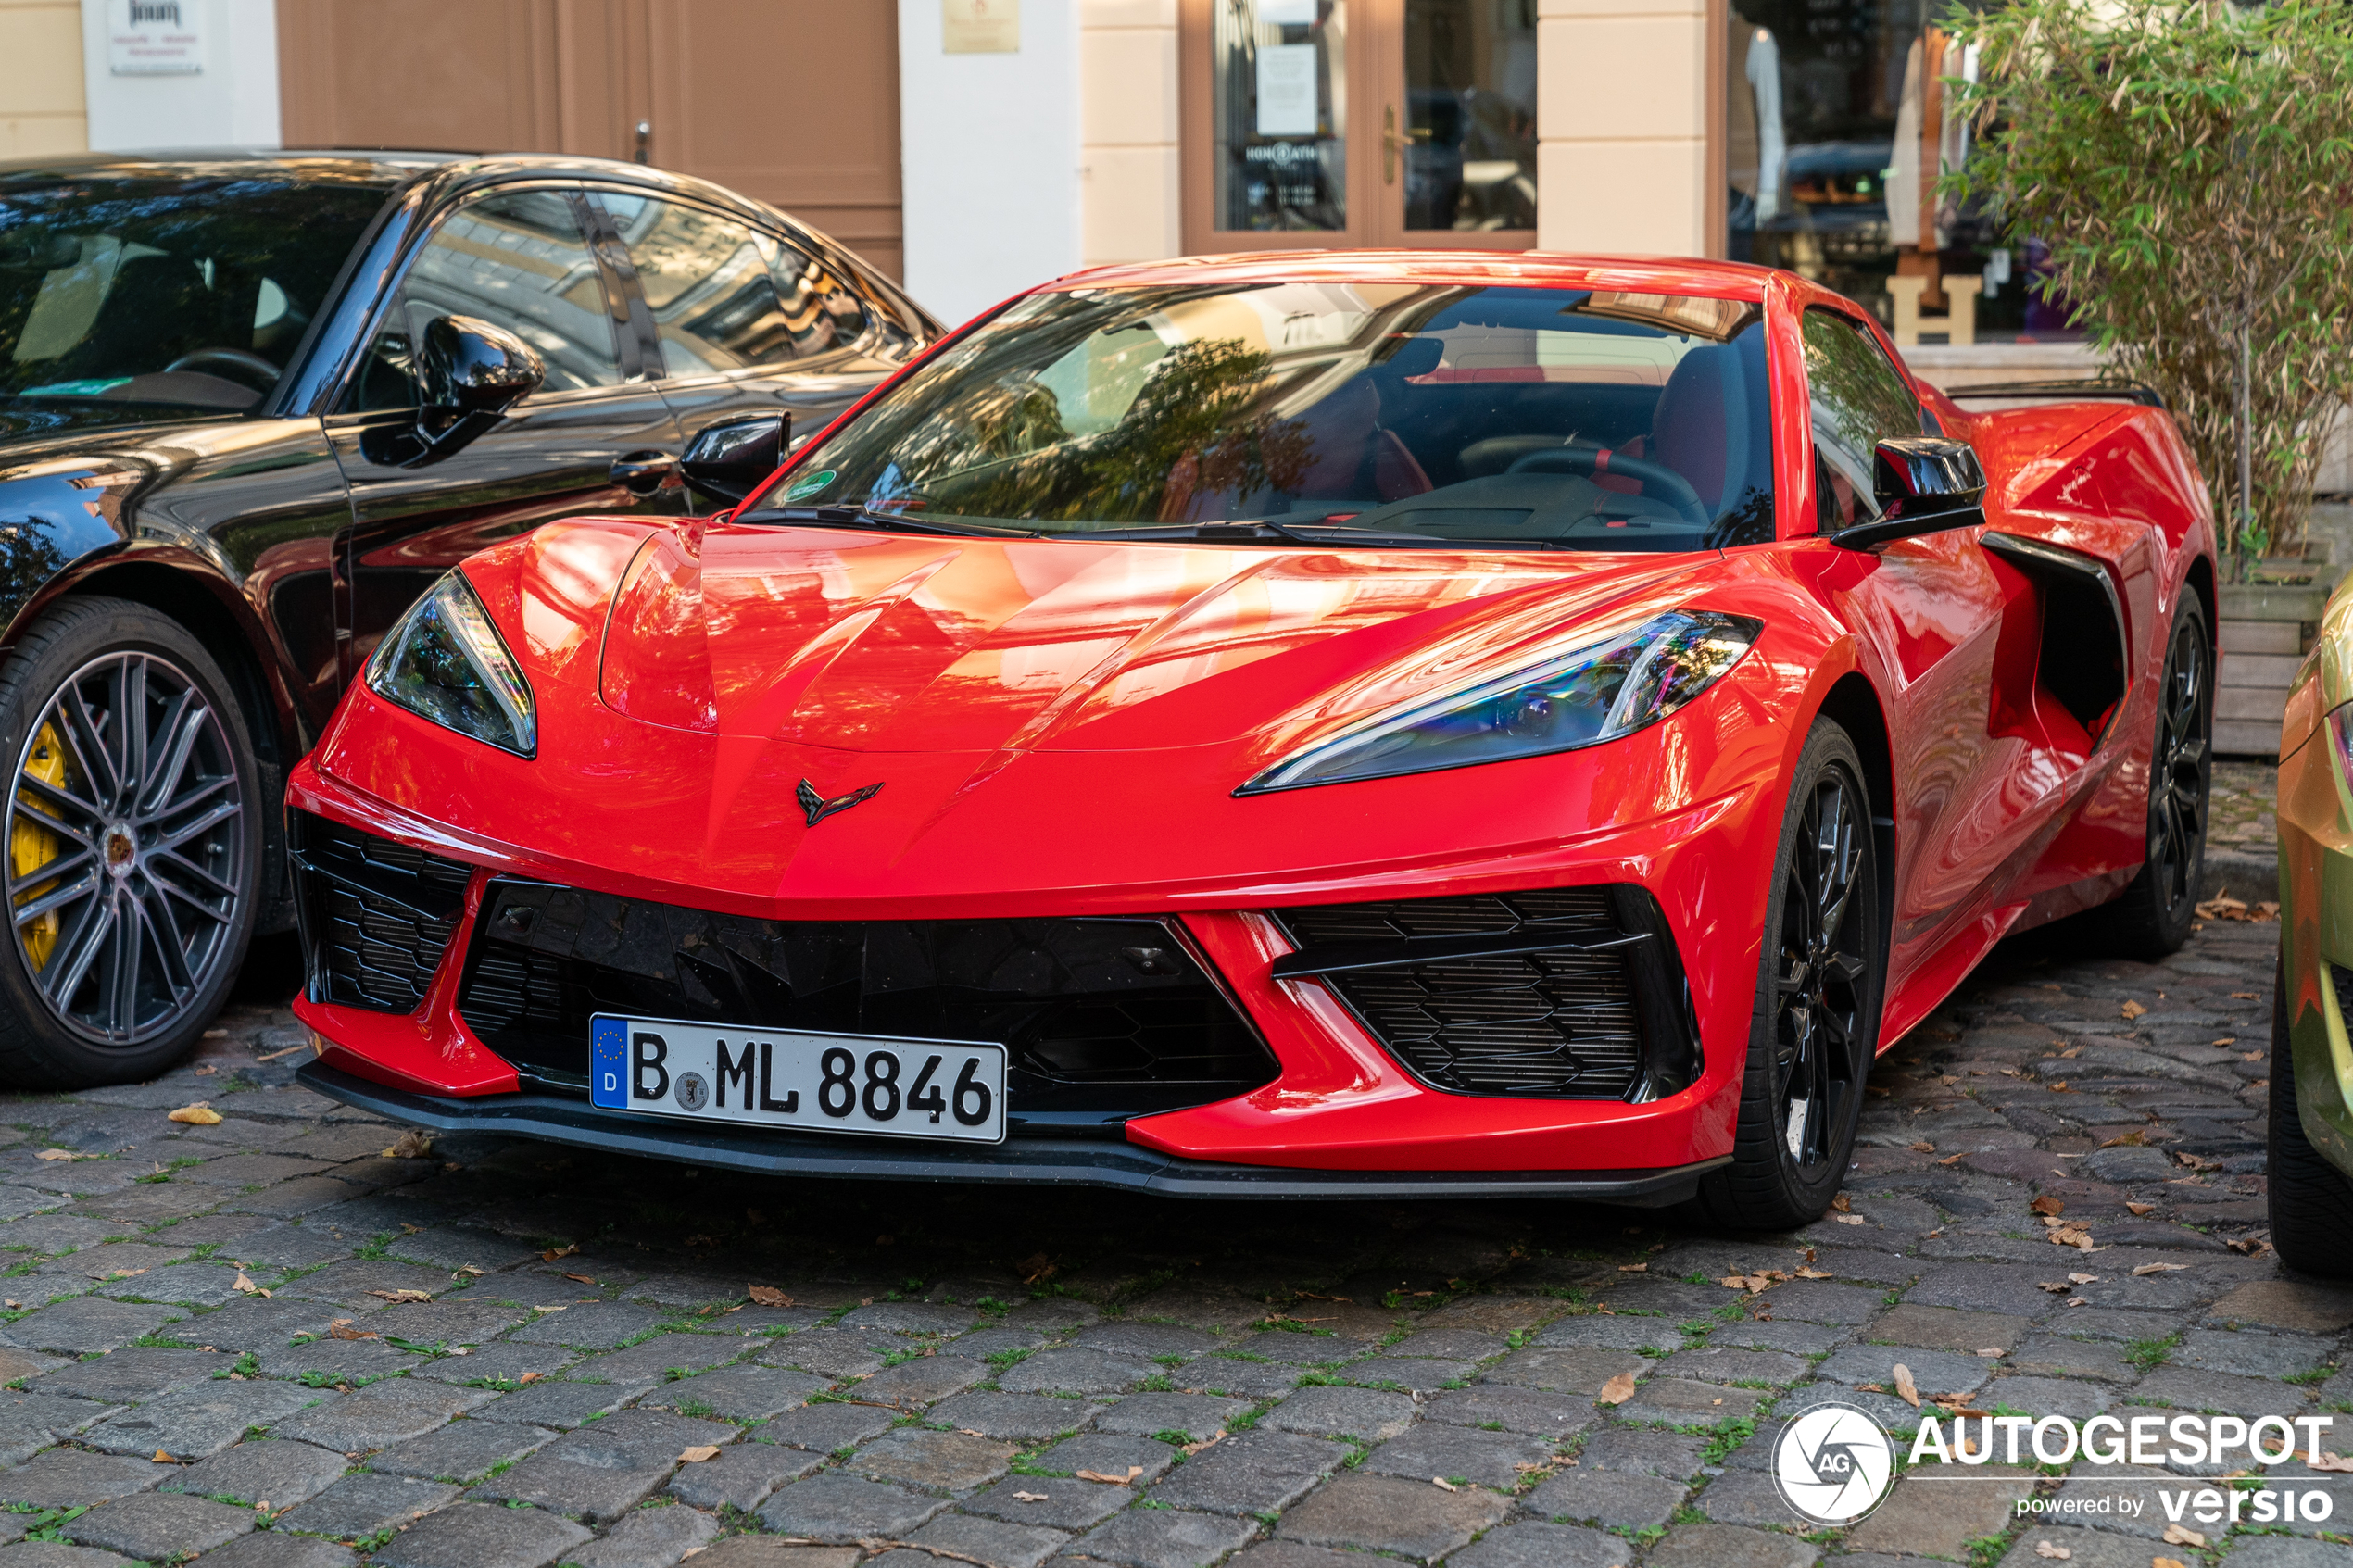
<box><xmin>1696</xmin><ymin>718</ymin><xmax>1882</xmax><ymax>1229</ymax></box>
<box><xmin>2088</xmin><ymin>602</ymin><xmax>2211</xmax><ymax>957</ymax></box>
<box><xmin>2266</xmin><ymin>959</ymin><xmax>2353</xmax><ymax>1279</ymax></box>
<box><xmin>0</xmin><ymin>598</ymin><xmax>261</xmax><ymax>1086</ymax></box>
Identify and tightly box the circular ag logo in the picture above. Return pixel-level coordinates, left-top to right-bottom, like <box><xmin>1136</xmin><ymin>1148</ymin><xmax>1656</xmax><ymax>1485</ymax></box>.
<box><xmin>1772</xmin><ymin>1401</ymin><xmax>1896</xmax><ymax>1524</ymax></box>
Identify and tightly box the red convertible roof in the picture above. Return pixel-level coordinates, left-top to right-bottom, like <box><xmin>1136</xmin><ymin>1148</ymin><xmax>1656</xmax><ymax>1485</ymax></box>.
<box><xmin>1053</xmin><ymin>250</ymin><xmax>1777</xmax><ymax>301</ymax></box>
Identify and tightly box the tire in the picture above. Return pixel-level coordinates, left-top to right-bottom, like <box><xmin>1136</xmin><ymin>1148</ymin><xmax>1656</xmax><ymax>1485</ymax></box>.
<box><xmin>2267</xmin><ymin>959</ymin><xmax>2353</xmax><ymax>1279</ymax></box>
<box><xmin>0</xmin><ymin>596</ymin><xmax>262</xmax><ymax>1087</ymax></box>
<box><xmin>2084</xmin><ymin>601</ymin><xmax>2211</xmax><ymax>958</ymax></box>
<box><xmin>1692</xmin><ymin>718</ymin><xmax>1884</xmax><ymax>1230</ymax></box>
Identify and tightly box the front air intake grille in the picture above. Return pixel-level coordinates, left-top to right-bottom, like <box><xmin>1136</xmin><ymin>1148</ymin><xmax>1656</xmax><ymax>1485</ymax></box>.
<box><xmin>291</xmin><ymin>811</ymin><xmax>477</xmax><ymax>1014</ymax></box>
<box><xmin>454</xmin><ymin>881</ymin><xmax>1279</xmax><ymax>1127</ymax></box>
<box><xmin>1271</xmin><ymin>887</ymin><xmax>1698</xmax><ymax>1101</ymax></box>
<box><xmin>2333</xmin><ymin>963</ymin><xmax>2353</xmax><ymax>1040</ymax></box>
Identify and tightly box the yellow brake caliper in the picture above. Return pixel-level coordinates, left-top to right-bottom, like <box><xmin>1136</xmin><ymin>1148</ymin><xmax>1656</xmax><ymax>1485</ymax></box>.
<box><xmin>11</xmin><ymin>722</ymin><xmax>72</xmax><ymax>970</ymax></box>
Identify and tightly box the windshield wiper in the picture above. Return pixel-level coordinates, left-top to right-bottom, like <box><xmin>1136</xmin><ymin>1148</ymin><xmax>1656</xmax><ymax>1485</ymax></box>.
<box><xmin>1085</xmin><ymin>519</ymin><xmax>1472</xmax><ymax>547</ymax></box>
<box><xmin>734</xmin><ymin>504</ymin><xmax>1039</xmax><ymax>539</ymax></box>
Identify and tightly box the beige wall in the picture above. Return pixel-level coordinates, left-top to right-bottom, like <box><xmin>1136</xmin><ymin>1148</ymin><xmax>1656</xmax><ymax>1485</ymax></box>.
<box><xmin>1537</xmin><ymin>0</ymin><xmax>1708</xmax><ymax>256</ymax></box>
<box><xmin>1079</xmin><ymin>0</ymin><xmax>1180</xmax><ymax>268</ymax></box>
<box><xmin>0</xmin><ymin>0</ymin><xmax>87</xmax><ymax>159</ymax></box>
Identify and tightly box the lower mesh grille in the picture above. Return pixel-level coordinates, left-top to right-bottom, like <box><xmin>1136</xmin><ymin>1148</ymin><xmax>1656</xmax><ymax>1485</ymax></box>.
<box><xmin>318</xmin><ymin>882</ymin><xmax>459</xmax><ymax>1011</ymax></box>
<box><xmin>453</xmin><ymin>880</ymin><xmax>1279</xmax><ymax>1123</ymax></box>
<box><xmin>2332</xmin><ymin>963</ymin><xmax>2353</xmax><ymax>1035</ymax></box>
<box><xmin>292</xmin><ymin>811</ymin><xmax>476</xmax><ymax>1014</ymax></box>
<box><xmin>1272</xmin><ymin>887</ymin><xmax>1691</xmax><ymax>1101</ymax></box>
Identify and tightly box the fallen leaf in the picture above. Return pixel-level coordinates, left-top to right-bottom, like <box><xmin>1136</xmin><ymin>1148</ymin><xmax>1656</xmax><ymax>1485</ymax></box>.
<box><xmin>542</xmin><ymin>1244</ymin><xmax>578</xmax><ymax>1261</ymax></box>
<box><xmin>1936</xmin><ymin>1153</ymin><xmax>1965</xmax><ymax>1165</ymax></box>
<box><xmin>2120</xmin><ymin>1000</ymin><xmax>2148</xmax><ymax>1020</ymax></box>
<box><xmin>1180</xmin><ymin>1432</ymin><xmax>1225</xmax><ymax>1457</ymax></box>
<box><xmin>2032</xmin><ymin>1540</ymin><xmax>2070</xmax><ymax>1559</ymax></box>
<box><xmin>2047</xmin><ymin>1080</ymin><xmax>2071</xmax><ymax>1092</ymax></box>
<box><xmin>2066</xmin><ymin>1298</ymin><xmax>2088</xmax><ymax>1308</ymax></box>
<box><xmin>1076</xmin><ymin>1466</ymin><xmax>1143</xmax><ymax>1486</ymax></box>
<box><xmin>519</xmin><ymin>1372</ymin><xmax>546</xmax><ymax>1385</ymax></box>
<box><xmin>2125</xmin><ymin>1202</ymin><xmax>2156</xmax><ymax>1216</ymax></box>
<box><xmin>1833</xmin><ymin>1214</ymin><xmax>1867</xmax><ymax>1226</ymax></box>
<box><xmin>1976</xmin><ymin>1348</ymin><xmax>2004</xmax><ymax>1358</ymax></box>
<box><xmin>368</xmin><ymin>1288</ymin><xmax>431</xmax><ymax>1303</ymax></box>
<box><xmin>2225</xmin><ymin>1237</ymin><xmax>2270</xmax><ymax>1257</ymax></box>
<box><xmin>1431</xmin><ymin>1476</ymin><xmax>1460</xmax><ymax>1493</ymax></box>
<box><xmin>1013</xmin><ymin>1491</ymin><xmax>1050</xmax><ymax>1502</ymax></box>
<box><xmin>383</xmin><ymin>1130</ymin><xmax>434</xmax><ymax>1160</ymax></box>
<box><xmin>2155</xmin><ymin>1558</ymin><xmax>2190</xmax><ymax>1568</ymax></box>
<box><xmin>327</xmin><ymin>1319</ymin><xmax>377</xmax><ymax>1341</ymax></box>
<box><xmin>2132</xmin><ymin>1262</ymin><xmax>2189</xmax><ymax>1276</ymax></box>
<box><xmin>34</xmin><ymin>1148</ymin><xmax>95</xmax><ymax>1161</ymax></box>
<box><xmin>1795</xmin><ymin>1267</ymin><xmax>1832</xmax><ymax>1280</ymax></box>
<box><xmin>748</xmin><ymin>1285</ymin><xmax>794</xmax><ymax>1308</ymax></box>
<box><xmin>1908</xmin><ymin>1141</ymin><xmax>1936</xmax><ymax>1153</ymax></box>
<box><xmin>2037</xmin><ymin>1281</ymin><xmax>2070</xmax><ymax>1293</ymax></box>
<box><xmin>1617</xmin><ymin>1262</ymin><xmax>1648</xmax><ymax>1273</ymax></box>
<box><xmin>168</xmin><ymin>1103</ymin><xmax>221</xmax><ymax>1125</ymax></box>
<box><xmin>2069</xmin><ymin>1273</ymin><xmax>2098</xmax><ymax>1285</ymax></box>
<box><xmin>154</xmin><ymin>1450</ymin><xmax>177</xmax><ymax>1463</ymax></box>
<box><xmin>2309</xmin><ymin>1451</ymin><xmax>2353</xmax><ymax>1473</ymax></box>
<box><xmin>1831</xmin><ymin>1193</ymin><xmax>1853</xmax><ymax>1212</ymax></box>
<box><xmin>2211</xmin><ymin>1037</ymin><xmax>2237</xmax><ymax>1047</ymax></box>
<box><xmin>677</xmin><ymin>1446</ymin><xmax>720</xmax><ymax>1463</ymax></box>
<box><xmin>2031</xmin><ymin>1195</ymin><xmax>2065</xmax><ymax>1216</ymax></box>
<box><xmin>254</xmin><ymin>1041</ymin><xmax>309</xmax><ymax>1063</ymax></box>
<box><xmin>1892</xmin><ymin>1363</ymin><xmax>1920</xmax><ymax>1408</ymax></box>
<box><xmin>232</xmin><ymin>1273</ymin><xmax>270</xmax><ymax>1298</ymax></box>
<box><xmin>562</xmin><ymin>1273</ymin><xmax>598</xmax><ymax>1286</ymax></box>
<box><xmin>2162</xmin><ymin>1524</ymin><xmax>2206</xmax><ymax>1548</ymax></box>
<box><xmin>1597</xmin><ymin>1373</ymin><xmax>1638</xmax><ymax>1406</ymax></box>
<box><xmin>193</xmin><ymin>1065</ymin><xmax>216</xmax><ymax>1076</ymax></box>
<box><xmin>2231</xmin><ymin>991</ymin><xmax>2260</xmax><ymax>999</ymax></box>
<box><xmin>2049</xmin><ymin>1224</ymin><xmax>2097</xmax><ymax>1251</ymax></box>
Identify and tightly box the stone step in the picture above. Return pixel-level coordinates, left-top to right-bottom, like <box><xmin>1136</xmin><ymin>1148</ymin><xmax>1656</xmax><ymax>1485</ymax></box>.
<box><xmin>2217</xmin><ymin>686</ymin><xmax>2287</xmax><ymax>723</ymax></box>
<box><xmin>2219</xmin><ymin>651</ymin><xmax>2301</xmax><ymax>687</ymax></box>
<box><xmin>2215</xmin><ymin>718</ymin><xmax>2284</xmax><ymax>756</ymax></box>
<box><xmin>2219</xmin><ymin>618</ymin><xmax>2305</xmax><ymax>656</ymax></box>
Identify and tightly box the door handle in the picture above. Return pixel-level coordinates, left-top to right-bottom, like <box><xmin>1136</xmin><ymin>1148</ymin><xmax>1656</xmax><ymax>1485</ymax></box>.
<box><xmin>1381</xmin><ymin>107</ymin><xmax>1426</xmax><ymax>185</ymax></box>
<box><xmin>610</xmin><ymin>451</ymin><xmax>676</xmax><ymax>495</ymax></box>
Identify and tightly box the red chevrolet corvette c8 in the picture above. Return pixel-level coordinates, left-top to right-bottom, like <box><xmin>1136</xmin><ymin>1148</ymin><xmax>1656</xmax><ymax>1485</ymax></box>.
<box><xmin>283</xmin><ymin>252</ymin><xmax>2217</xmax><ymax>1229</ymax></box>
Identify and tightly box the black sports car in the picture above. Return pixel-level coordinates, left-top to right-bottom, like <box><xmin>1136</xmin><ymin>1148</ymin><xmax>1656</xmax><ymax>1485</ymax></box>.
<box><xmin>0</xmin><ymin>150</ymin><xmax>939</xmax><ymax>1087</ymax></box>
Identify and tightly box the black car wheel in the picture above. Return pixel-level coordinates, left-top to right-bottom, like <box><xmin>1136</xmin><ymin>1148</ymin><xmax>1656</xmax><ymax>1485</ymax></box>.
<box><xmin>1696</xmin><ymin>717</ymin><xmax>1882</xmax><ymax>1230</ymax></box>
<box><xmin>2088</xmin><ymin>602</ymin><xmax>2211</xmax><ymax>957</ymax></box>
<box><xmin>2267</xmin><ymin>960</ymin><xmax>2353</xmax><ymax>1279</ymax></box>
<box><xmin>0</xmin><ymin>597</ymin><xmax>261</xmax><ymax>1086</ymax></box>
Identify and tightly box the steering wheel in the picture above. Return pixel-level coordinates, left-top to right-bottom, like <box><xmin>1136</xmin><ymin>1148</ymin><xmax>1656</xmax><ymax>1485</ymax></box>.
<box><xmin>1506</xmin><ymin>445</ymin><xmax>1709</xmax><ymax>525</ymax></box>
<box><xmin>163</xmin><ymin>348</ymin><xmax>282</xmax><ymax>391</ymax></box>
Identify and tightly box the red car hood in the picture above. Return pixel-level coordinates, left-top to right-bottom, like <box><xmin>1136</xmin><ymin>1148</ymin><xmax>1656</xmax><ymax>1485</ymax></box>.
<box><xmin>359</xmin><ymin>517</ymin><xmax>1755</xmax><ymax>912</ymax></box>
<box><xmin>543</xmin><ymin>518</ymin><xmax>1699</xmax><ymax>761</ymax></box>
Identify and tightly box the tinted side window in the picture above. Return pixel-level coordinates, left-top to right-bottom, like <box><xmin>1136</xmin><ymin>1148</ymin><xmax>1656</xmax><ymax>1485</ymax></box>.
<box><xmin>1802</xmin><ymin>307</ymin><xmax>1923</xmax><ymax>532</ymax></box>
<box><xmin>601</xmin><ymin>193</ymin><xmax>867</xmax><ymax>372</ymax></box>
<box><xmin>348</xmin><ymin>191</ymin><xmax>622</xmax><ymax>411</ymax></box>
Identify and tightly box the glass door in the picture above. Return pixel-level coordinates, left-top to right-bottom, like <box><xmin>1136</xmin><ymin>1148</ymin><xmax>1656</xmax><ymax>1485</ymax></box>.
<box><xmin>1182</xmin><ymin>0</ymin><xmax>1538</xmax><ymax>252</ymax></box>
<box><xmin>1376</xmin><ymin>0</ymin><xmax>1539</xmax><ymax>247</ymax></box>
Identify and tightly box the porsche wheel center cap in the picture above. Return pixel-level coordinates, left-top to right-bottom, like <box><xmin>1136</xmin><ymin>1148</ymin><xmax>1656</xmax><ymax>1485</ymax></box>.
<box><xmin>104</xmin><ymin>826</ymin><xmax>137</xmax><ymax>875</ymax></box>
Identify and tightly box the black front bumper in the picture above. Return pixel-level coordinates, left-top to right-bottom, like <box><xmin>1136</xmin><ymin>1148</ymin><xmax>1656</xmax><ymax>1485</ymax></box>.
<box><xmin>298</xmin><ymin>1060</ymin><xmax>1726</xmax><ymax>1204</ymax></box>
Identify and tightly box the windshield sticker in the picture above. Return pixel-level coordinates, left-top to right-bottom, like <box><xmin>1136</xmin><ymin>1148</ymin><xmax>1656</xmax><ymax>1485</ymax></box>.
<box><xmin>783</xmin><ymin>470</ymin><xmax>836</xmax><ymax>503</ymax></box>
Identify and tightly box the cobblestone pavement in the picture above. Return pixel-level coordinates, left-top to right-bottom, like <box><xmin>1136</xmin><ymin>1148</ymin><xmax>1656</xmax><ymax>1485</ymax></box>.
<box><xmin>2209</xmin><ymin>761</ymin><xmax>2281</xmax><ymax>870</ymax></box>
<box><xmin>3</xmin><ymin>913</ymin><xmax>2350</xmax><ymax>1568</ymax></box>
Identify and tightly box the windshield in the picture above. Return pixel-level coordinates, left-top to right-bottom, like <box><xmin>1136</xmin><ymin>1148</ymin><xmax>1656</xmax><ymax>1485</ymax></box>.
<box><xmin>757</xmin><ymin>282</ymin><xmax>1776</xmax><ymax>550</ymax></box>
<box><xmin>0</xmin><ymin>173</ymin><xmax>387</xmax><ymax>414</ymax></box>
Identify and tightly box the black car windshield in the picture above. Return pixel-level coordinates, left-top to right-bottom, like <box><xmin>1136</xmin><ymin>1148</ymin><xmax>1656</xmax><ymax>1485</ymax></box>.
<box><xmin>756</xmin><ymin>282</ymin><xmax>1776</xmax><ymax>551</ymax></box>
<box><xmin>0</xmin><ymin>173</ymin><xmax>387</xmax><ymax>413</ymax></box>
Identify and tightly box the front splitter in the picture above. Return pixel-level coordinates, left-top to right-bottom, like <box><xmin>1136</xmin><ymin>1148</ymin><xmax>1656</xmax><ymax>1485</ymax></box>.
<box><xmin>298</xmin><ymin>1061</ymin><xmax>1726</xmax><ymax>1204</ymax></box>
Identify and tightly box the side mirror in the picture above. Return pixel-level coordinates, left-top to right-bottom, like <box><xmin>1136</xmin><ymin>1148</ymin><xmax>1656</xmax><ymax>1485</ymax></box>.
<box><xmin>419</xmin><ymin>313</ymin><xmax>544</xmax><ymax>415</ymax></box>
<box><xmin>681</xmin><ymin>412</ymin><xmax>788</xmax><ymax>508</ymax></box>
<box><xmin>1830</xmin><ymin>436</ymin><xmax>1988</xmax><ymax>550</ymax></box>
<box><xmin>371</xmin><ymin>315</ymin><xmax>546</xmax><ymax>469</ymax></box>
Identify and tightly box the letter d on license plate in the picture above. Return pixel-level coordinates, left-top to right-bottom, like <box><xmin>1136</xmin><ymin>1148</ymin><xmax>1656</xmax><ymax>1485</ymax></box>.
<box><xmin>589</xmin><ymin>1014</ymin><xmax>1006</xmax><ymax>1144</ymax></box>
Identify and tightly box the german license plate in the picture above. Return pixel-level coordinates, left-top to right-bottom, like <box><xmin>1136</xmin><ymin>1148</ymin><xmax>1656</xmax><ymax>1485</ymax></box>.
<box><xmin>588</xmin><ymin>1014</ymin><xmax>1006</xmax><ymax>1144</ymax></box>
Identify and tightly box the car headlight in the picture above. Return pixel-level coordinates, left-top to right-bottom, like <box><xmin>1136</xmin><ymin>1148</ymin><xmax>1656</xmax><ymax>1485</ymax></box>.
<box><xmin>1239</xmin><ymin>608</ymin><xmax>1762</xmax><ymax>795</ymax></box>
<box><xmin>363</xmin><ymin>571</ymin><xmax>535</xmax><ymax>757</ymax></box>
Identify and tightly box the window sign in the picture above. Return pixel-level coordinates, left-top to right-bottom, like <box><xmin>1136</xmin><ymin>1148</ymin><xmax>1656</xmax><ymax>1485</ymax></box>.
<box><xmin>1261</xmin><ymin>0</ymin><xmax>1318</xmax><ymax>21</ymax></box>
<box><xmin>942</xmin><ymin>0</ymin><xmax>1018</xmax><ymax>55</ymax></box>
<box><xmin>107</xmin><ymin>0</ymin><xmax>204</xmax><ymax>76</ymax></box>
<box><xmin>1255</xmin><ymin>44</ymin><xmax>1319</xmax><ymax>137</ymax></box>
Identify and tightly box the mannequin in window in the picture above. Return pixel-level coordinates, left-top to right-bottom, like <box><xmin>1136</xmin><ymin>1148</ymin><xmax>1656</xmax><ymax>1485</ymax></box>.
<box><xmin>1727</xmin><ymin>13</ymin><xmax>1785</xmax><ymax>262</ymax></box>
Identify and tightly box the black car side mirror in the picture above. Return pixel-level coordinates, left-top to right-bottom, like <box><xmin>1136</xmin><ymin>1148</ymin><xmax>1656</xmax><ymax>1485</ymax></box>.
<box><xmin>1830</xmin><ymin>436</ymin><xmax>1988</xmax><ymax>550</ymax></box>
<box><xmin>681</xmin><ymin>412</ymin><xmax>788</xmax><ymax>508</ymax></box>
<box><xmin>380</xmin><ymin>314</ymin><xmax>546</xmax><ymax>469</ymax></box>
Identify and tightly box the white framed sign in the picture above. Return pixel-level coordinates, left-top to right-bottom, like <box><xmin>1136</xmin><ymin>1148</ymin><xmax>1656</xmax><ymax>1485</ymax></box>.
<box><xmin>108</xmin><ymin>0</ymin><xmax>205</xmax><ymax>76</ymax></box>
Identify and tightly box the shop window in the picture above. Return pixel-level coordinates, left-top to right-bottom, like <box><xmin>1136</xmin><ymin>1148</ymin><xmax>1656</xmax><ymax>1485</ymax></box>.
<box><xmin>1213</xmin><ymin>0</ymin><xmax>1350</xmax><ymax>232</ymax></box>
<box><xmin>1726</xmin><ymin>4</ymin><xmax>2069</xmax><ymax>340</ymax></box>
